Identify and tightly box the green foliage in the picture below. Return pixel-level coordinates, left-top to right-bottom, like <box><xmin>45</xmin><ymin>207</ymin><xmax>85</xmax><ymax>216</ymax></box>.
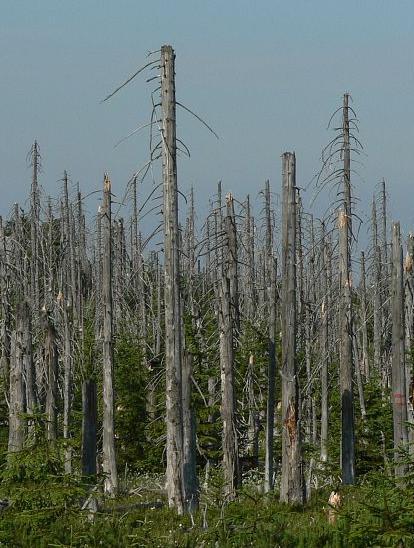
<box><xmin>114</xmin><ymin>333</ymin><xmax>157</xmax><ymax>472</ymax></box>
<box><xmin>0</xmin><ymin>440</ymin><xmax>88</xmax><ymax>546</ymax></box>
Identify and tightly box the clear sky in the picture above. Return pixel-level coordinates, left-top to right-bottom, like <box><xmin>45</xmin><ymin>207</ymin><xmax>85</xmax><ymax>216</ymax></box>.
<box><xmin>1</xmin><ymin>0</ymin><xmax>413</xmax><ymax>236</ymax></box>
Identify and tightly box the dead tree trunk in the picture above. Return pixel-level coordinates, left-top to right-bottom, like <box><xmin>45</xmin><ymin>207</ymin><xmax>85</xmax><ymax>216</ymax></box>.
<box><xmin>372</xmin><ymin>198</ymin><xmax>383</xmax><ymax>376</ymax></box>
<box><xmin>161</xmin><ymin>44</ymin><xmax>185</xmax><ymax>514</ymax></box>
<box><xmin>264</xmin><ymin>179</ymin><xmax>277</xmax><ymax>493</ymax></box>
<box><xmin>20</xmin><ymin>302</ymin><xmax>35</xmax><ymax>441</ymax></box>
<box><xmin>101</xmin><ymin>174</ymin><xmax>118</xmax><ymax>496</ymax></box>
<box><xmin>82</xmin><ymin>379</ymin><xmax>97</xmax><ymax>476</ymax></box>
<box><xmin>182</xmin><ymin>351</ymin><xmax>198</xmax><ymax>511</ymax></box>
<box><xmin>405</xmin><ymin>233</ymin><xmax>414</xmax><ymax>450</ymax></box>
<box><xmin>320</xmin><ymin>222</ymin><xmax>329</xmax><ymax>462</ymax></box>
<box><xmin>8</xmin><ymin>305</ymin><xmax>26</xmax><ymax>454</ymax></box>
<box><xmin>280</xmin><ymin>152</ymin><xmax>303</xmax><ymax>504</ymax></box>
<box><xmin>360</xmin><ymin>251</ymin><xmax>370</xmax><ymax>380</ymax></box>
<box><xmin>219</xmin><ymin>193</ymin><xmax>240</xmax><ymax>500</ymax></box>
<box><xmin>44</xmin><ymin>311</ymin><xmax>58</xmax><ymax>442</ymax></box>
<box><xmin>391</xmin><ymin>222</ymin><xmax>408</xmax><ymax>477</ymax></box>
<box><xmin>338</xmin><ymin>93</ymin><xmax>355</xmax><ymax>485</ymax></box>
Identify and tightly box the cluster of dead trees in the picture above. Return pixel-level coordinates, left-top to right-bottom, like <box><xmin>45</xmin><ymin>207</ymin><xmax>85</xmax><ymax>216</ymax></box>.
<box><xmin>1</xmin><ymin>45</ymin><xmax>413</xmax><ymax>515</ymax></box>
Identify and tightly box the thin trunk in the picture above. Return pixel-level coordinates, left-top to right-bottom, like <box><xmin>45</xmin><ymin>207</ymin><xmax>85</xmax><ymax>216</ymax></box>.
<box><xmin>101</xmin><ymin>174</ymin><xmax>118</xmax><ymax>496</ymax></box>
<box><xmin>391</xmin><ymin>222</ymin><xmax>408</xmax><ymax>477</ymax></box>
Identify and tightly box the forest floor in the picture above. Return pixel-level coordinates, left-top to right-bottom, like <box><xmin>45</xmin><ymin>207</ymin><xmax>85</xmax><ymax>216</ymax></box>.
<box><xmin>1</xmin><ymin>464</ymin><xmax>414</xmax><ymax>547</ymax></box>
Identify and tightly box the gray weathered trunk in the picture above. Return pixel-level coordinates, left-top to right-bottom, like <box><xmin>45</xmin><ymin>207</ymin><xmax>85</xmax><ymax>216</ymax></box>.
<box><xmin>44</xmin><ymin>312</ymin><xmax>58</xmax><ymax>442</ymax></box>
<box><xmin>280</xmin><ymin>152</ymin><xmax>303</xmax><ymax>504</ymax></box>
<box><xmin>320</xmin><ymin>223</ymin><xmax>329</xmax><ymax>462</ymax></box>
<box><xmin>101</xmin><ymin>174</ymin><xmax>118</xmax><ymax>496</ymax></box>
<box><xmin>8</xmin><ymin>306</ymin><xmax>26</xmax><ymax>454</ymax></box>
<box><xmin>161</xmin><ymin>44</ymin><xmax>185</xmax><ymax>513</ymax></box>
<box><xmin>338</xmin><ymin>94</ymin><xmax>355</xmax><ymax>485</ymax></box>
<box><xmin>264</xmin><ymin>179</ymin><xmax>277</xmax><ymax>493</ymax></box>
<box><xmin>219</xmin><ymin>193</ymin><xmax>240</xmax><ymax>500</ymax></box>
<box><xmin>391</xmin><ymin>222</ymin><xmax>408</xmax><ymax>477</ymax></box>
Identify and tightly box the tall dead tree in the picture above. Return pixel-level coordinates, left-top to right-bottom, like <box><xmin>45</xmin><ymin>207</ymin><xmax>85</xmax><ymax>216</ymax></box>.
<box><xmin>320</xmin><ymin>222</ymin><xmax>329</xmax><ymax>462</ymax></box>
<box><xmin>219</xmin><ymin>193</ymin><xmax>240</xmax><ymax>500</ymax></box>
<box><xmin>264</xmin><ymin>179</ymin><xmax>277</xmax><ymax>492</ymax></box>
<box><xmin>101</xmin><ymin>174</ymin><xmax>118</xmax><ymax>496</ymax></box>
<box><xmin>391</xmin><ymin>222</ymin><xmax>408</xmax><ymax>477</ymax></box>
<box><xmin>372</xmin><ymin>198</ymin><xmax>383</xmax><ymax>376</ymax></box>
<box><xmin>161</xmin><ymin>44</ymin><xmax>185</xmax><ymax>514</ymax></box>
<box><xmin>280</xmin><ymin>152</ymin><xmax>303</xmax><ymax>504</ymax></box>
<box><xmin>338</xmin><ymin>94</ymin><xmax>355</xmax><ymax>485</ymax></box>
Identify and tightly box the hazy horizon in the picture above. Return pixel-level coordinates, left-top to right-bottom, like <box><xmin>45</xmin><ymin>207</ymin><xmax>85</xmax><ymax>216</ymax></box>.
<box><xmin>1</xmin><ymin>0</ymin><xmax>413</xmax><ymax>241</ymax></box>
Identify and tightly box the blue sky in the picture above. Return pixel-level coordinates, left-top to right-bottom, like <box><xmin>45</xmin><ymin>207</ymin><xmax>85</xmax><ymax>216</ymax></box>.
<box><xmin>1</xmin><ymin>0</ymin><xmax>413</xmax><ymax>237</ymax></box>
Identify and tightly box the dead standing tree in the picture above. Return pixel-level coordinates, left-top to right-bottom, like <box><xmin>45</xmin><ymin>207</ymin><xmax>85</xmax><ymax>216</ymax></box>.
<box><xmin>219</xmin><ymin>193</ymin><xmax>240</xmax><ymax>500</ymax></box>
<box><xmin>280</xmin><ymin>152</ymin><xmax>303</xmax><ymax>504</ymax></box>
<box><xmin>317</xmin><ymin>93</ymin><xmax>362</xmax><ymax>484</ymax></box>
<box><xmin>161</xmin><ymin>45</ymin><xmax>185</xmax><ymax>514</ymax></box>
<box><xmin>338</xmin><ymin>94</ymin><xmax>355</xmax><ymax>485</ymax></box>
<box><xmin>264</xmin><ymin>179</ymin><xmax>277</xmax><ymax>493</ymax></box>
<box><xmin>391</xmin><ymin>222</ymin><xmax>408</xmax><ymax>477</ymax></box>
<box><xmin>101</xmin><ymin>174</ymin><xmax>118</xmax><ymax>496</ymax></box>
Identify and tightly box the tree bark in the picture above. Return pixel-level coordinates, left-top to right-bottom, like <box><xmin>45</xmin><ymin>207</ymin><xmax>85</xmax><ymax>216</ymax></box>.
<box><xmin>391</xmin><ymin>222</ymin><xmax>408</xmax><ymax>477</ymax></box>
<box><xmin>101</xmin><ymin>174</ymin><xmax>118</xmax><ymax>496</ymax></box>
<box><xmin>161</xmin><ymin>44</ymin><xmax>185</xmax><ymax>514</ymax></box>
<box><xmin>280</xmin><ymin>152</ymin><xmax>303</xmax><ymax>504</ymax></box>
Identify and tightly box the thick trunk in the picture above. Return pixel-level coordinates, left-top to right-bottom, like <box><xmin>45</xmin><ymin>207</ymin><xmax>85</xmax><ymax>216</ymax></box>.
<box><xmin>280</xmin><ymin>152</ymin><xmax>303</xmax><ymax>504</ymax></box>
<box><xmin>162</xmin><ymin>45</ymin><xmax>185</xmax><ymax>514</ymax></box>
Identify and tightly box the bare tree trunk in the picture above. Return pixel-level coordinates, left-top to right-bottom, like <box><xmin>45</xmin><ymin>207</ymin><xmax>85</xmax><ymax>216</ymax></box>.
<box><xmin>8</xmin><ymin>305</ymin><xmax>26</xmax><ymax>454</ymax></box>
<box><xmin>320</xmin><ymin>222</ymin><xmax>329</xmax><ymax>462</ymax></box>
<box><xmin>391</xmin><ymin>222</ymin><xmax>408</xmax><ymax>477</ymax></box>
<box><xmin>161</xmin><ymin>44</ymin><xmax>185</xmax><ymax>514</ymax></box>
<box><xmin>219</xmin><ymin>193</ymin><xmax>240</xmax><ymax>500</ymax></box>
<box><xmin>360</xmin><ymin>251</ymin><xmax>370</xmax><ymax>380</ymax></box>
<box><xmin>82</xmin><ymin>379</ymin><xmax>97</xmax><ymax>476</ymax></box>
<box><xmin>182</xmin><ymin>351</ymin><xmax>198</xmax><ymax>511</ymax></box>
<box><xmin>101</xmin><ymin>174</ymin><xmax>118</xmax><ymax>496</ymax></box>
<box><xmin>372</xmin><ymin>198</ymin><xmax>383</xmax><ymax>376</ymax></box>
<box><xmin>21</xmin><ymin>302</ymin><xmax>35</xmax><ymax>438</ymax></box>
<box><xmin>62</xmin><ymin>300</ymin><xmax>72</xmax><ymax>473</ymax></box>
<box><xmin>264</xmin><ymin>179</ymin><xmax>277</xmax><ymax>493</ymax></box>
<box><xmin>44</xmin><ymin>312</ymin><xmax>58</xmax><ymax>442</ymax></box>
<box><xmin>338</xmin><ymin>94</ymin><xmax>355</xmax><ymax>485</ymax></box>
<box><xmin>353</xmin><ymin>329</ymin><xmax>366</xmax><ymax>419</ymax></box>
<box><xmin>0</xmin><ymin>217</ymin><xmax>11</xmax><ymax>388</ymax></box>
<box><xmin>280</xmin><ymin>152</ymin><xmax>303</xmax><ymax>504</ymax></box>
<box><xmin>405</xmin><ymin>233</ymin><xmax>414</xmax><ymax>451</ymax></box>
